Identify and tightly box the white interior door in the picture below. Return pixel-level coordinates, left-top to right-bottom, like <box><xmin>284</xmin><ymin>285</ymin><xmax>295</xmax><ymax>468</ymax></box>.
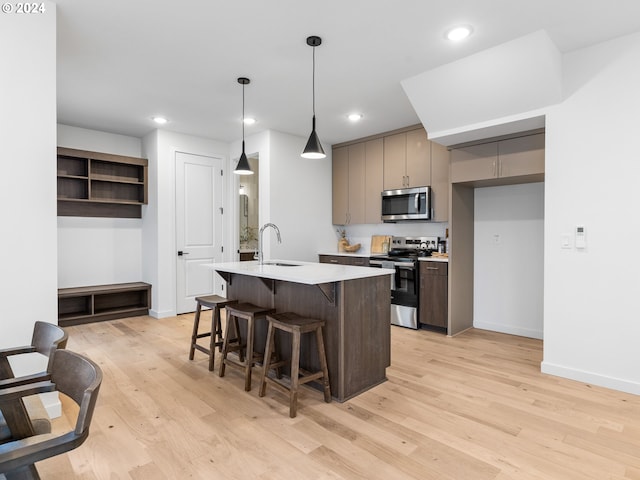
<box><xmin>175</xmin><ymin>151</ymin><xmax>224</xmax><ymax>314</ymax></box>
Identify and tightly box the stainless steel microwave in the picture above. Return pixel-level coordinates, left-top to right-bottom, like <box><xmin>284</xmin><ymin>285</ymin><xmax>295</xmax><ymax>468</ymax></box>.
<box><xmin>381</xmin><ymin>186</ymin><xmax>431</xmax><ymax>222</ymax></box>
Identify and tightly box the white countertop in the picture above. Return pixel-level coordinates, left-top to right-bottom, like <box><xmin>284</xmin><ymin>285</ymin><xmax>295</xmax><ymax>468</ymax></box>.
<box><xmin>318</xmin><ymin>251</ymin><xmax>370</xmax><ymax>258</ymax></box>
<box><xmin>206</xmin><ymin>260</ymin><xmax>393</xmax><ymax>285</ymax></box>
<box><xmin>418</xmin><ymin>256</ymin><xmax>449</xmax><ymax>263</ymax></box>
<box><xmin>320</xmin><ymin>251</ymin><xmax>449</xmax><ymax>263</ymax></box>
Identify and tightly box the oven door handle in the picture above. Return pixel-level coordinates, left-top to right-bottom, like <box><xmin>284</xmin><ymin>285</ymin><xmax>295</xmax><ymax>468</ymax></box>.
<box><xmin>397</xmin><ymin>264</ymin><xmax>415</xmax><ymax>270</ymax></box>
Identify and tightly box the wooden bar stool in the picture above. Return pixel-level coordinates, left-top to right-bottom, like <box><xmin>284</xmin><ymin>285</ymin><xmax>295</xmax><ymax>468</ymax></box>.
<box><xmin>189</xmin><ymin>295</ymin><xmax>237</xmax><ymax>371</ymax></box>
<box><xmin>219</xmin><ymin>303</ymin><xmax>275</xmax><ymax>391</ymax></box>
<box><xmin>259</xmin><ymin>312</ymin><xmax>331</xmax><ymax>418</ymax></box>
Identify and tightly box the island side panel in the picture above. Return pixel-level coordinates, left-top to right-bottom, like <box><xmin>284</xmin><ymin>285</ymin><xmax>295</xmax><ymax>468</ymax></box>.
<box><xmin>223</xmin><ymin>273</ymin><xmax>343</xmax><ymax>399</ymax></box>
<box><xmin>221</xmin><ymin>272</ymin><xmax>391</xmax><ymax>401</ymax></box>
<box><xmin>342</xmin><ymin>275</ymin><xmax>391</xmax><ymax>399</ymax></box>
<box><xmin>270</xmin><ymin>280</ymin><xmax>343</xmax><ymax>399</ymax></box>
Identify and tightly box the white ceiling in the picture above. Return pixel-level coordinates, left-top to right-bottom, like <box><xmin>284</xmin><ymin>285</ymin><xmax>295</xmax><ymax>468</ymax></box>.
<box><xmin>55</xmin><ymin>0</ymin><xmax>640</xmax><ymax>147</ymax></box>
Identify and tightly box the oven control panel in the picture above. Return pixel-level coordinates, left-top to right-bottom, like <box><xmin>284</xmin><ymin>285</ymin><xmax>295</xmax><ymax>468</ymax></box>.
<box><xmin>391</xmin><ymin>236</ymin><xmax>439</xmax><ymax>252</ymax></box>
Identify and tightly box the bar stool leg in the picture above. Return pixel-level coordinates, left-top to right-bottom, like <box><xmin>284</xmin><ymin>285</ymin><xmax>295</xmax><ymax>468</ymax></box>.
<box><xmin>214</xmin><ymin>307</ymin><xmax>224</xmax><ymax>353</ymax></box>
<box><xmin>189</xmin><ymin>302</ymin><xmax>203</xmax><ymax>361</ymax></box>
<box><xmin>207</xmin><ymin>308</ymin><xmax>218</xmax><ymax>371</ymax></box>
<box><xmin>259</xmin><ymin>322</ymin><xmax>276</xmax><ymax>398</ymax></box>
<box><xmin>315</xmin><ymin>326</ymin><xmax>332</xmax><ymax>403</ymax></box>
<box><xmin>218</xmin><ymin>315</ymin><xmax>244</xmax><ymax>377</ymax></box>
<box><xmin>289</xmin><ymin>329</ymin><xmax>301</xmax><ymax>418</ymax></box>
<box><xmin>244</xmin><ymin>316</ymin><xmax>254</xmax><ymax>391</ymax></box>
<box><xmin>218</xmin><ymin>316</ymin><xmax>231</xmax><ymax>377</ymax></box>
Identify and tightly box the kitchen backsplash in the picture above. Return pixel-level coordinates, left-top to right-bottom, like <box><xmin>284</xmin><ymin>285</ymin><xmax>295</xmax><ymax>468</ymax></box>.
<box><xmin>334</xmin><ymin>222</ymin><xmax>448</xmax><ymax>255</ymax></box>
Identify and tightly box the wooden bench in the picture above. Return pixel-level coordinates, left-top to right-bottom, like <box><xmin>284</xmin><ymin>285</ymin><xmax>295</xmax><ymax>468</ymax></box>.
<box><xmin>58</xmin><ymin>282</ymin><xmax>151</xmax><ymax>326</ymax></box>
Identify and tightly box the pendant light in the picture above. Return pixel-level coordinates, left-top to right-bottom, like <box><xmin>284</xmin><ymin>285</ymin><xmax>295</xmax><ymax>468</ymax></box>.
<box><xmin>301</xmin><ymin>35</ymin><xmax>326</xmax><ymax>159</ymax></box>
<box><xmin>234</xmin><ymin>77</ymin><xmax>254</xmax><ymax>175</ymax></box>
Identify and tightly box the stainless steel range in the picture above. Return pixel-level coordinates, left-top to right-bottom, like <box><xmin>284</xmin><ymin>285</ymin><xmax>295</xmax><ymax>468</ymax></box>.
<box><xmin>369</xmin><ymin>236</ymin><xmax>439</xmax><ymax>329</ymax></box>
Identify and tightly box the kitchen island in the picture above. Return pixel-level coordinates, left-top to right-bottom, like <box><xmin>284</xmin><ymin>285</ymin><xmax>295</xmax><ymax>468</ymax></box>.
<box><xmin>208</xmin><ymin>260</ymin><xmax>393</xmax><ymax>402</ymax></box>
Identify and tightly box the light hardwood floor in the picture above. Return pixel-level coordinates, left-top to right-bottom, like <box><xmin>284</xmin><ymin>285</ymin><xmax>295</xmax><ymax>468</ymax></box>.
<box><xmin>36</xmin><ymin>314</ymin><xmax>640</xmax><ymax>479</ymax></box>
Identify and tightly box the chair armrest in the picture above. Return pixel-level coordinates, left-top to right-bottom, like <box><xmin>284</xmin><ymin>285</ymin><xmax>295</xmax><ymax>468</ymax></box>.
<box><xmin>0</xmin><ymin>381</ymin><xmax>56</xmax><ymax>403</ymax></box>
<box><xmin>0</xmin><ymin>346</ymin><xmax>36</xmax><ymax>358</ymax></box>
<box><xmin>0</xmin><ymin>372</ymin><xmax>51</xmax><ymax>390</ymax></box>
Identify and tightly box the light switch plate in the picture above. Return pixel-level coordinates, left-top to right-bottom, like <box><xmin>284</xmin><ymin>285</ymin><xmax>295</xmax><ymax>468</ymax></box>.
<box><xmin>561</xmin><ymin>234</ymin><xmax>571</xmax><ymax>249</ymax></box>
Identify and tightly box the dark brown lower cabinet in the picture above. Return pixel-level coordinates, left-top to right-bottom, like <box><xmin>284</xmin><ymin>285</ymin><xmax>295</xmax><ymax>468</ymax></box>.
<box><xmin>318</xmin><ymin>254</ymin><xmax>369</xmax><ymax>267</ymax></box>
<box><xmin>58</xmin><ymin>282</ymin><xmax>151</xmax><ymax>326</ymax></box>
<box><xmin>419</xmin><ymin>261</ymin><xmax>448</xmax><ymax>329</ymax></box>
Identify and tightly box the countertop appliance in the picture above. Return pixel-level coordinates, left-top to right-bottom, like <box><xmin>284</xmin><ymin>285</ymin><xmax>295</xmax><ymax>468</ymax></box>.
<box><xmin>381</xmin><ymin>186</ymin><xmax>431</xmax><ymax>222</ymax></box>
<box><xmin>369</xmin><ymin>236</ymin><xmax>439</xmax><ymax>329</ymax></box>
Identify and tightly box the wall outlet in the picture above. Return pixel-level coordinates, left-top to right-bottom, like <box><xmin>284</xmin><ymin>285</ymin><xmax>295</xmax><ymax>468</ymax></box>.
<box><xmin>492</xmin><ymin>233</ymin><xmax>501</xmax><ymax>245</ymax></box>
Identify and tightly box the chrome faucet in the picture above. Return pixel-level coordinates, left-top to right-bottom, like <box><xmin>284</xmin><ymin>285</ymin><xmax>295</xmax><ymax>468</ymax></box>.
<box><xmin>256</xmin><ymin>223</ymin><xmax>282</xmax><ymax>264</ymax></box>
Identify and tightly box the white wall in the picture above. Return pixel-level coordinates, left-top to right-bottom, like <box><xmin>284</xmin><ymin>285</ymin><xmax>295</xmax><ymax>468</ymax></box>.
<box><xmin>474</xmin><ymin>183</ymin><xmax>544</xmax><ymax>339</ymax></box>
<box><xmin>403</xmin><ymin>30</ymin><xmax>561</xmax><ymax>143</ymax></box>
<box><xmin>268</xmin><ymin>130</ymin><xmax>335</xmax><ymax>262</ymax></box>
<box><xmin>57</xmin><ymin>124</ymin><xmax>142</xmax><ymax>157</ymax></box>
<box><xmin>57</xmin><ymin>125</ymin><xmax>144</xmax><ymax>288</ymax></box>
<box><xmin>230</xmin><ymin>130</ymin><xmax>336</xmax><ymax>262</ymax></box>
<box><xmin>542</xmin><ymin>32</ymin><xmax>640</xmax><ymax>394</ymax></box>
<box><xmin>0</xmin><ymin>2</ymin><xmax>57</xmax><ymax>346</ymax></box>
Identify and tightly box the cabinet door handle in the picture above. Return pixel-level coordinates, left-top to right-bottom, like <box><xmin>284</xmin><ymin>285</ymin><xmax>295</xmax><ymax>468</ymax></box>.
<box><xmin>406</xmin><ymin>175</ymin><xmax>410</xmax><ymax>187</ymax></box>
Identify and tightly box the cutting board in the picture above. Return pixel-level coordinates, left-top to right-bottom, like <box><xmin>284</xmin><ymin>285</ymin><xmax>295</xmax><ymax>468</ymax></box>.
<box><xmin>370</xmin><ymin>235</ymin><xmax>392</xmax><ymax>254</ymax></box>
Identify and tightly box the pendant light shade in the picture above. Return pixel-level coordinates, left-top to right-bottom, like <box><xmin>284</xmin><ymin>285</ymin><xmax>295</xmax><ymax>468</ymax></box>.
<box><xmin>234</xmin><ymin>77</ymin><xmax>254</xmax><ymax>175</ymax></box>
<box><xmin>301</xmin><ymin>35</ymin><xmax>326</xmax><ymax>159</ymax></box>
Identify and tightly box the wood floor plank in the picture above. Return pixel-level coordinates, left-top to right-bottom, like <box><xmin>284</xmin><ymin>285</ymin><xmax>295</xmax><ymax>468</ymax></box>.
<box><xmin>30</xmin><ymin>315</ymin><xmax>640</xmax><ymax>479</ymax></box>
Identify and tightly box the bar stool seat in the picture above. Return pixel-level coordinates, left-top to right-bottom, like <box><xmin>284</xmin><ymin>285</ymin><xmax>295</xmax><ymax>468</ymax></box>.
<box><xmin>219</xmin><ymin>303</ymin><xmax>275</xmax><ymax>391</ymax></box>
<box><xmin>259</xmin><ymin>312</ymin><xmax>331</xmax><ymax>418</ymax></box>
<box><xmin>189</xmin><ymin>295</ymin><xmax>237</xmax><ymax>371</ymax></box>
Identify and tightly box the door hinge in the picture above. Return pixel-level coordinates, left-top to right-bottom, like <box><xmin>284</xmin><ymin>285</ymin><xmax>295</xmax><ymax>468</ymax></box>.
<box><xmin>220</xmin><ymin>169</ymin><xmax>224</xmax><ymax>176</ymax></box>
<box><xmin>219</xmin><ymin>207</ymin><xmax>223</xmax><ymax>214</ymax></box>
<box><xmin>221</xmin><ymin>246</ymin><xmax>224</xmax><ymax>253</ymax></box>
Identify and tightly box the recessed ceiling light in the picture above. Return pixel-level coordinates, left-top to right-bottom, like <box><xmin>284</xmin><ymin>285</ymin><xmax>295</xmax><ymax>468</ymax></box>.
<box><xmin>446</xmin><ymin>25</ymin><xmax>473</xmax><ymax>42</ymax></box>
<box><xmin>348</xmin><ymin>113</ymin><xmax>363</xmax><ymax>122</ymax></box>
<box><xmin>243</xmin><ymin>117</ymin><xmax>256</xmax><ymax>125</ymax></box>
<box><xmin>152</xmin><ymin>116</ymin><xmax>168</xmax><ymax>124</ymax></box>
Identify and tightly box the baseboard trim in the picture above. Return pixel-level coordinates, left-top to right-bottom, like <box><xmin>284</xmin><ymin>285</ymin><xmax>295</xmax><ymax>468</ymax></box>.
<box><xmin>473</xmin><ymin>321</ymin><xmax>543</xmax><ymax>340</ymax></box>
<box><xmin>149</xmin><ymin>308</ymin><xmax>174</xmax><ymax>319</ymax></box>
<box><xmin>541</xmin><ymin>361</ymin><xmax>640</xmax><ymax>396</ymax></box>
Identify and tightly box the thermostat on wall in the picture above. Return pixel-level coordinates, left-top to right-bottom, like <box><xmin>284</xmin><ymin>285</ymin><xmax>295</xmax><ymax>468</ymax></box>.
<box><xmin>575</xmin><ymin>225</ymin><xmax>586</xmax><ymax>249</ymax></box>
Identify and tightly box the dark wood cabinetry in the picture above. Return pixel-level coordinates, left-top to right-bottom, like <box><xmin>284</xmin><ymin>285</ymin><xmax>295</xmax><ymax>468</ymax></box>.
<box><xmin>57</xmin><ymin>147</ymin><xmax>148</xmax><ymax>218</ymax></box>
<box><xmin>318</xmin><ymin>254</ymin><xmax>369</xmax><ymax>267</ymax></box>
<box><xmin>58</xmin><ymin>282</ymin><xmax>151</xmax><ymax>326</ymax></box>
<box><xmin>419</xmin><ymin>261</ymin><xmax>448</xmax><ymax>329</ymax></box>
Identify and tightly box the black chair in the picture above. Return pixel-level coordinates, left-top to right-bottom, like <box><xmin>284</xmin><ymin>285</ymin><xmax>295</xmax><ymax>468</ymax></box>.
<box><xmin>0</xmin><ymin>349</ymin><xmax>102</xmax><ymax>479</ymax></box>
<box><xmin>0</xmin><ymin>321</ymin><xmax>68</xmax><ymax>389</ymax></box>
